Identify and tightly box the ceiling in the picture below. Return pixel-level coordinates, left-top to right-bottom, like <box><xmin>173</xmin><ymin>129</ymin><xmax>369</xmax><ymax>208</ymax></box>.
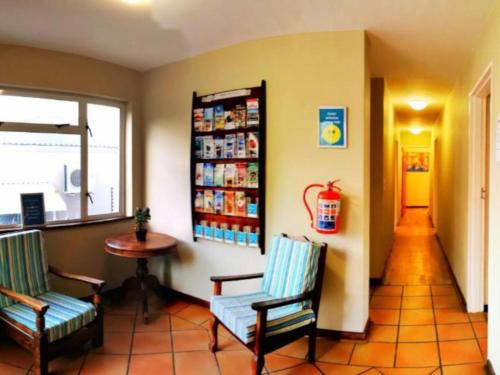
<box><xmin>0</xmin><ymin>0</ymin><xmax>496</xmax><ymax>124</ymax></box>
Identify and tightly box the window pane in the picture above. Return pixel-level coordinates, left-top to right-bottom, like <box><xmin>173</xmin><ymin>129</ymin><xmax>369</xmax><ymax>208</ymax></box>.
<box><xmin>0</xmin><ymin>132</ymin><xmax>81</xmax><ymax>225</ymax></box>
<box><xmin>87</xmin><ymin>103</ymin><xmax>121</xmax><ymax>216</ymax></box>
<box><xmin>0</xmin><ymin>94</ymin><xmax>79</xmax><ymax>125</ymax></box>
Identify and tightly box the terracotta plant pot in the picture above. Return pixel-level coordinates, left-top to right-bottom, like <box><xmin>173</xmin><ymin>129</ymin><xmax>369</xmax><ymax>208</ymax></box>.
<box><xmin>135</xmin><ymin>229</ymin><xmax>147</xmax><ymax>242</ymax></box>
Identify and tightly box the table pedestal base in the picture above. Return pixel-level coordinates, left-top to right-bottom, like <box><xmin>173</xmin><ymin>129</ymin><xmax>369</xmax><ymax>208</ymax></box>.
<box><xmin>118</xmin><ymin>258</ymin><xmax>163</xmax><ymax>324</ymax></box>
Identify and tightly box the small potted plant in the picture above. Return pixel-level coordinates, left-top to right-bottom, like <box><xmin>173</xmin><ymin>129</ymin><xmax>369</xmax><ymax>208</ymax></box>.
<box><xmin>134</xmin><ymin>207</ymin><xmax>151</xmax><ymax>242</ymax></box>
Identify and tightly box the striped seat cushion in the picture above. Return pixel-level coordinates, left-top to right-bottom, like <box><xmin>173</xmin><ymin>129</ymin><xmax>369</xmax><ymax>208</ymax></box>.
<box><xmin>1</xmin><ymin>291</ymin><xmax>96</xmax><ymax>343</ymax></box>
<box><xmin>261</xmin><ymin>235</ymin><xmax>321</xmax><ymax>308</ymax></box>
<box><xmin>0</xmin><ymin>230</ymin><xmax>50</xmax><ymax>308</ymax></box>
<box><xmin>210</xmin><ymin>291</ymin><xmax>315</xmax><ymax>344</ymax></box>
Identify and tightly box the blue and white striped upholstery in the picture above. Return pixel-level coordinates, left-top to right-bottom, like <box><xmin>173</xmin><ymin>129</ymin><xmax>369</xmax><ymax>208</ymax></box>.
<box><xmin>210</xmin><ymin>235</ymin><xmax>322</xmax><ymax>344</ymax></box>
<box><xmin>0</xmin><ymin>230</ymin><xmax>50</xmax><ymax>308</ymax></box>
<box><xmin>2</xmin><ymin>291</ymin><xmax>95</xmax><ymax>343</ymax></box>
<box><xmin>211</xmin><ymin>292</ymin><xmax>315</xmax><ymax>344</ymax></box>
<box><xmin>0</xmin><ymin>231</ymin><xmax>96</xmax><ymax>342</ymax></box>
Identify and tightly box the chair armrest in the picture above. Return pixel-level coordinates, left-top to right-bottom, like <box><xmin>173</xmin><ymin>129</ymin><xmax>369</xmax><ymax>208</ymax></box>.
<box><xmin>251</xmin><ymin>291</ymin><xmax>314</xmax><ymax>311</ymax></box>
<box><xmin>49</xmin><ymin>266</ymin><xmax>106</xmax><ymax>290</ymax></box>
<box><xmin>210</xmin><ymin>273</ymin><xmax>264</xmax><ymax>283</ymax></box>
<box><xmin>0</xmin><ymin>285</ymin><xmax>49</xmax><ymax>314</ymax></box>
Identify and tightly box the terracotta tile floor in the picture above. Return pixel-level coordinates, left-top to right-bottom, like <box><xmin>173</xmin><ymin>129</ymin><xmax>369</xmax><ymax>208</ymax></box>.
<box><xmin>0</xmin><ymin>209</ymin><xmax>489</xmax><ymax>374</ymax></box>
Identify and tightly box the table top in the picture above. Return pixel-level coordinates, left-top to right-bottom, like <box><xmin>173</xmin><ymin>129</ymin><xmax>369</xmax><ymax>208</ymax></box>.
<box><xmin>105</xmin><ymin>232</ymin><xmax>177</xmax><ymax>259</ymax></box>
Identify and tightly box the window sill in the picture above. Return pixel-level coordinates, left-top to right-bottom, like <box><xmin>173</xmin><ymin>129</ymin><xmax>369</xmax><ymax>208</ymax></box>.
<box><xmin>0</xmin><ymin>216</ymin><xmax>134</xmax><ymax>233</ymax></box>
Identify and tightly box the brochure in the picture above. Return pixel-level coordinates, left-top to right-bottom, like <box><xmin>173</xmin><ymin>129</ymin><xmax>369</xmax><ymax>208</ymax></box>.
<box><xmin>234</xmin><ymin>104</ymin><xmax>246</xmax><ymax>128</ymax></box>
<box><xmin>204</xmin><ymin>190</ymin><xmax>214</xmax><ymax>213</ymax></box>
<box><xmin>246</xmin><ymin>98</ymin><xmax>259</xmax><ymax>126</ymax></box>
<box><xmin>236</xmin><ymin>163</ymin><xmax>247</xmax><ymax>187</ymax></box>
<box><xmin>203</xmin><ymin>136</ymin><xmax>215</xmax><ymax>159</ymax></box>
<box><xmin>194</xmin><ymin>137</ymin><xmax>203</xmax><ymax>159</ymax></box>
<box><xmin>235</xmin><ymin>191</ymin><xmax>246</xmax><ymax>217</ymax></box>
<box><xmin>247</xmin><ymin>132</ymin><xmax>259</xmax><ymax>158</ymax></box>
<box><xmin>214</xmin><ymin>105</ymin><xmax>225</xmax><ymax>130</ymax></box>
<box><xmin>195</xmin><ymin>163</ymin><xmax>204</xmax><ymax>186</ymax></box>
<box><xmin>214</xmin><ymin>164</ymin><xmax>224</xmax><ymax>186</ymax></box>
<box><xmin>203</xmin><ymin>163</ymin><xmax>214</xmax><ymax>186</ymax></box>
<box><xmin>236</xmin><ymin>132</ymin><xmax>246</xmax><ymax>158</ymax></box>
<box><xmin>193</xmin><ymin>108</ymin><xmax>204</xmax><ymax>132</ymax></box>
<box><xmin>247</xmin><ymin>163</ymin><xmax>258</xmax><ymax>188</ymax></box>
<box><xmin>224</xmin><ymin>134</ymin><xmax>236</xmax><ymax>158</ymax></box>
<box><xmin>214</xmin><ymin>190</ymin><xmax>224</xmax><ymax>214</ymax></box>
<box><xmin>194</xmin><ymin>190</ymin><xmax>204</xmax><ymax>212</ymax></box>
<box><xmin>224</xmin><ymin>191</ymin><xmax>235</xmax><ymax>215</ymax></box>
<box><xmin>203</xmin><ymin>107</ymin><xmax>214</xmax><ymax>131</ymax></box>
<box><xmin>224</xmin><ymin>111</ymin><xmax>235</xmax><ymax>129</ymax></box>
<box><xmin>214</xmin><ymin>137</ymin><xmax>224</xmax><ymax>159</ymax></box>
<box><xmin>224</xmin><ymin>164</ymin><xmax>236</xmax><ymax>186</ymax></box>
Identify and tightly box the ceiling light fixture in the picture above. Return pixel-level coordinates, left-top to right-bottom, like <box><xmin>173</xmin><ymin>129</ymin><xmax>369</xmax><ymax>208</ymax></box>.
<box><xmin>410</xmin><ymin>127</ymin><xmax>423</xmax><ymax>135</ymax></box>
<box><xmin>408</xmin><ymin>100</ymin><xmax>428</xmax><ymax>111</ymax></box>
<box><xmin>122</xmin><ymin>0</ymin><xmax>145</xmax><ymax>4</ymax></box>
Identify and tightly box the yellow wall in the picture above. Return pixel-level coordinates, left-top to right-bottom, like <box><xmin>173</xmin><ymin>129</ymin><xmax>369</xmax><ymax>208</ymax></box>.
<box><xmin>143</xmin><ymin>31</ymin><xmax>371</xmax><ymax>332</ymax></box>
<box><xmin>405</xmin><ymin>173</ymin><xmax>430</xmax><ymax>206</ymax></box>
<box><xmin>370</xmin><ymin>78</ymin><xmax>395</xmax><ymax>278</ymax></box>
<box><xmin>436</xmin><ymin>2</ymin><xmax>500</xmax><ymax>368</ymax></box>
<box><xmin>0</xmin><ymin>44</ymin><xmax>143</xmax><ymax>296</ymax></box>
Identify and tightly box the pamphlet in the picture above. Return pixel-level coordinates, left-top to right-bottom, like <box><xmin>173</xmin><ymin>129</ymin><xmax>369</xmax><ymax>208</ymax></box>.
<box><xmin>214</xmin><ymin>105</ymin><xmax>225</xmax><ymax>130</ymax></box>
<box><xmin>203</xmin><ymin>136</ymin><xmax>215</xmax><ymax>159</ymax></box>
<box><xmin>225</xmin><ymin>111</ymin><xmax>235</xmax><ymax>129</ymax></box>
<box><xmin>246</xmin><ymin>98</ymin><xmax>259</xmax><ymax>126</ymax></box>
<box><xmin>203</xmin><ymin>163</ymin><xmax>214</xmax><ymax>186</ymax></box>
<box><xmin>224</xmin><ymin>164</ymin><xmax>236</xmax><ymax>186</ymax></box>
<box><xmin>235</xmin><ymin>191</ymin><xmax>246</xmax><ymax>217</ymax></box>
<box><xmin>204</xmin><ymin>190</ymin><xmax>214</xmax><ymax>213</ymax></box>
<box><xmin>214</xmin><ymin>137</ymin><xmax>224</xmax><ymax>159</ymax></box>
<box><xmin>195</xmin><ymin>163</ymin><xmax>204</xmax><ymax>186</ymax></box>
<box><xmin>224</xmin><ymin>134</ymin><xmax>236</xmax><ymax>158</ymax></box>
<box><xmin>224</xmin><ymin>191</ymin><xmax>235</xmax><ymax>215</ymax></box>
<box><xmin>247</xmin><ymin>163</ymin><xmax>258</xmax><ymax>188</ymax></box>
<box><xmin>234</xmin><ymin>105</ymin><xmax>246</xmax><ymax>128</ymax></box>
<box><xmin>214</xmin><ymin>190</ymin><xmax>224</xmax><ymax>214</ymax></box>
<box><xmin>203</xmin><ymin>107</ymin><xmax>214</xmax><ymax>131</ymax></box>
<box><xmin>236</xmin><ymin>163</ymin><xmax>247</xmax><ymax>187</ymax></box>
<box><xmin>247</xmin><ymin>132</ymin><xmax>258</xmax><ymax>158</ymax></box>
<box><xmin>236</xmin><ymin>132</ymin><xmax>246</xmax><ymax>158</ymax></box>
<box><xmin>193</xmin><ymin>108</ymin><xmax>204</xmax><ymax>132</ymax></box>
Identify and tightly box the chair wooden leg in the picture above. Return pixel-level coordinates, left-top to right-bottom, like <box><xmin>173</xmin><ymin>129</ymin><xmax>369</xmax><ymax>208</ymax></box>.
<box><xmin>92</xmin><ymin>307</ymin><xmax>104</xmax><ymax>348</ymax></box>
<box><xmin>307</xmin><ymin>327</ymin><xmax>317</xmax><ymax>363</ymax></box>
<box><xmin>208</xmin><ymin>316</ymin><xmax>219</xmax><ymax>353</ymax></box>
<box><xmin>34</xmin><ymin>334</ymin><xmax>48</xmax><ymax>375</ymax></box>
<box><xmin>252</xmin><ymin>352</ymin><xmax>265</xmax><ymax>375</ymax></box>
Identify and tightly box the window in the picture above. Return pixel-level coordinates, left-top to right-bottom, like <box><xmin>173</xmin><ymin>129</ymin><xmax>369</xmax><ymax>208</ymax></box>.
<box><xmin>0</xmin><ymin>88</ymin><xmax>125</xmax><ymax>227</ymax></box>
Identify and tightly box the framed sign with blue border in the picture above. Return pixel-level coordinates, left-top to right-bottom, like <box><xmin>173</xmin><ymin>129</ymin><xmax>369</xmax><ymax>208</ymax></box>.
<box><xmin>318</xmin><ymin>106</ymin><xmax>347</xmax><ymax>148</ymax></box>
<box><xmin>20</xmin><ymin>193</ymin><xmax>46</xmax><ymax>227</ymax></box>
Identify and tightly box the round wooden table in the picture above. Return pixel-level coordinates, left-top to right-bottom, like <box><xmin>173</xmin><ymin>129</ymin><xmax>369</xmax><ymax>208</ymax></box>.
<box><xmin>105</xmin><ymin>232</ymin><xmax>177</xmax><ymax>323</ymax></box>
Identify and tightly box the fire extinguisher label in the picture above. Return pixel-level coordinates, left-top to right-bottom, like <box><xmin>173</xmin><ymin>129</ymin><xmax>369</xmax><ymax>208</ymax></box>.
<box><xmin>317</xmin><ymin>199</ymin><xmax>340</xmax><ymax>230</ymax></box>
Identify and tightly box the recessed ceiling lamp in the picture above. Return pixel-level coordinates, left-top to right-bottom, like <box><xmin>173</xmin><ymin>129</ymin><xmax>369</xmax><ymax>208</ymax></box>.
<box><xmin>410</xmin><ymin>127</ymin><xmax>423</xmax><ymax>135</ymax></box>
<box><xmin>123</xmin><ymin>0</ymin><xmax>145</xmax><ymax>4</ymax></box>
<box><xmin>408</xmin><ymin>100</ymin><xmax>428</xmax><ymax>111</ymax></box>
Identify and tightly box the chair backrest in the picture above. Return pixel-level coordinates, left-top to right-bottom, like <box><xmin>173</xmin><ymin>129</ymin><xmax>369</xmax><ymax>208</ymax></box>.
<box><xmin>0</xmin><ymin>230</ymin><xmax>50</xmax><ymax>308</ymax></box>
<box><xmin>261</xmin><ymin>234</ymin><xmax>326</xmax><ymax>308</ymax></box>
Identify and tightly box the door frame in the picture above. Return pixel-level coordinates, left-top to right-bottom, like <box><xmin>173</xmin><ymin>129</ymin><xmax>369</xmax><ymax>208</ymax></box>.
<box><xmin>467</xmin><ymin>63</ymin><xmax>493</xmax><ymax>312</ymax></box>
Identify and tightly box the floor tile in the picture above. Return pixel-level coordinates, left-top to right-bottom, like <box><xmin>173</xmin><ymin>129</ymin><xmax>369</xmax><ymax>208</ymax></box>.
<box><xmin>175</xmin><ymin>304</ymin><xmax>212</xmax><ymax>325</ymax></box>
<box><xmin>273</xmin><ymin>363</ymin><xmax>321</xmax><ymax>374</ymax></box>
<box><xmin>317</xmin><ymin>341</ymin><xmax>354</xmax><ymax>364</ymax></box>
<box><xmin>378</xmin><ymin>368</ymin><xmax>439</xmax><ymax>374</ymax></box>
<box><xmin>92</xmin><ymin>332</ymin><xmax>133</xmax><ymax>354</ymax></box>
<box><xmin>437</xmin><ymin>323</ymin><xmax>475</xmax><ymax>341</ymax></box>
<box><xmin>431</xmin><ymin>285</ymin><xmax>456</xmax><ymax>296</ymax></box>
<box><xmin>275</xmin><ymin>337</ymin><xmax>309</xmax><ymax>359</ymax></box>
<box><xmin>395</xmin><ymin>342</ymin><xmax>439</xmax><ymax>367</ymax></box>
<box><xmin>128</xmin><ymin>353</ymin><xmax>174</xmax><ymax>375</ymax></box>
<box><xmin>174</xmin><ymin>350</ymin><xmax>219</xmax><ymax>375</ymax></box>
<box><xmin>398</xmin><ymin>325</ymin><xmax>436</xmax><ymax>342</ymax></box>
<box><xmin>433</xmin><ymin>295</ymin><xmax>461</xmax><ymax>309</ymax></box>
<box><xmin>102</xmin><ymin>295</ymin><xmax>138</xmax><ymax>315</ymax></box>
<box><xmin>316</xmin><ymin>362</ymin><xmax>369</xmax><ymax>375</ymax></box>
<box><xmin>399</xmin><ymin>309</ymin><xmax>434</xmax><ymax>325</ymax></box>
<box><xmin>217</xmin><ymin>350</ymin><xmax>256</xmax><ymax>375</ymax></box>
<box><xmin>403</xmin><ymin>286</ymin><xmax>430</xmax><ymax>297</ymax></box>
<box><xmin>0</xmin><ymin>363</ymin><xmax>25</xmax><ymax>375</ymax></box>
<box><xmin>0</xmin><ymin>339</ymin><xmax>33</xmax><ymax>369</ymax></box>
<box><xmin>373</xmin><ymin>286</ymin><xmax>403</xmax><ymax>297</ymax></box>
<box><xmin>472</xmin><ymin>321</ymin><xmax>487</xmax><ymax>338</ymax></box>
<box><xmin>80</xmin><ymin>353</ymin><xmax>128</xmax><ymax>375</ymax></box>
<box><xmin>367</xmin><ymin>325</ymin><xmax>398</xmax><ymax>342</ymax></box>
<box><xmin>135</xmin><ymin>313</ymin><xmax>171</xmax><ymax>332</ymax></box>
<box><xmin>350</xmin><ymin>342</ymin><xmax>396</xmax><ymax>367</ymax></box>
<box><xmin>172</xmin><ymin>329</ymin><xmax>210</xmax><ymax>352</ymax></box>
<box><xmin>468</xmin><ymin>313</ymin><xmax>486</xmax><ymax>322</ymax></box>
<box><xmin>132</xmin><ymin>331</ymin><xmax>172</xmax><ymax>354</ymax></box>
<box><xmin>442</xmin><ymin>363</ymin><xmax>488</xmax><ymax>374</ymax></box>
<box><xmin>369</xmin><ymin>309</ymin><xmax>400</xmax><ymax>325</ymax></box>
<box><xmin>265</xmin><ymin>354</ymin><xmax>306</xmax><ymax>373</ymax></box>
<box><xmin>401</xmin><ymin>296</ymin><xmax>432</xmax><ymax>309</ymax></box>
<box><xmin>170</xmin><ymin>315</ymin><xmax>205</xmax><ymax>331</ymax></box>
<box><xmin>435</xmin><ymin>309</ymin><xmax>469</xmax><ymax>324</ymax></box>
<box><xmin>439</xmin><ymin>339</ymin><xmax>484</xmax><ymax>365</ymax></box>
<box><xmin>478</xmin><ymin>338</ymin><xmax>487</xmax><ymax>359</ymax></box>
<box><xmin>104</xmin><ymin>314</ymin><xmax>135</xmax><ymax>332</ymax></box>
<box><xmin>370</xmin><ymin>296</ymin><xmax>402</xmax><ymax>309</ymax></box>
<box><xmin>162</xmin><ymin>299</ymin><xmax>190</xmax><ymax>314</ymax></box>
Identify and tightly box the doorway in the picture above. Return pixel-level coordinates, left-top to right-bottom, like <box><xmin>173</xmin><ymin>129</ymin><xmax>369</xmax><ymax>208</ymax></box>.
<box><xmin>468</xmin><ymin>64</ymin><xmax>492</xmax><ymax>312</ymax></box>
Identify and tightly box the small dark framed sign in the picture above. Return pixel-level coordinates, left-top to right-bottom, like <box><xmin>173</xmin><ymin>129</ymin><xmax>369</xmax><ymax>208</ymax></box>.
<box><xmin>20</xmin><ymin>193</ymin><xmax>46</xmax><ymax>227</ymax></box>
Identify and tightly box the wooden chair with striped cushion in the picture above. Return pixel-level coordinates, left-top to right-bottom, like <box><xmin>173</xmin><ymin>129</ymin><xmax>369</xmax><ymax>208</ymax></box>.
<box><xmin>0</xmin><ymin>230</ymin><xmax>105</xmax><ymax>375</ymax></box>
<box><xmin>209</xmin><ymin>234</ymin><xmax>327</xmax><ymax>374</ymax></box>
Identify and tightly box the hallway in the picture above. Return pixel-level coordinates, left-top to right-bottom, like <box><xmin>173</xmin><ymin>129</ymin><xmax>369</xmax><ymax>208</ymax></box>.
<box><xmin>368</xmin><ymin>208</ymin><xmax>488</xmax><ymax>374</ymax></box>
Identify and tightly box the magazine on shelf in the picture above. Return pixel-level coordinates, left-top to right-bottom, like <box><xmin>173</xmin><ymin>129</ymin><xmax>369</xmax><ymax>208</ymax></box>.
<box><xmin>193</xmin><ymin>108</ymin><xmax>204</xmax><ymax>132</ymax></box>
<box><xmin>246</xmin><ymin>98</ymin><xmax>259</xmax><ymax>126</ymax></box>
<box><xmin>247</xmin><ymin>163</ymin><xmax>258</xmax><ymax>188</ymax></box>
<box><xmin>203</xmin><ymin>163</ymin><xmax>214</xmax><ymax>186</ymax></box>
<box><xmin>214</xmin><ymin>105</ymin><xmax>225</xmax><ymax>130</ymax></box>
<box><xmin>203</xmin><ymin>107</ymin><xmax>214</xmax><ymax>131</ymax></box>
<box><xmin>247</xmin><ymin>132</ymin><xmax>258</xmax><ymax>158</ymax></box>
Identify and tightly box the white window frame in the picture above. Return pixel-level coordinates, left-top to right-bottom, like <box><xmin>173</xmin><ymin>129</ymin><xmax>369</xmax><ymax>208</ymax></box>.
<box><xmin>0</xmin><ymin>87</ymin><xmax>126</xmax><ymax>227</ymax></box>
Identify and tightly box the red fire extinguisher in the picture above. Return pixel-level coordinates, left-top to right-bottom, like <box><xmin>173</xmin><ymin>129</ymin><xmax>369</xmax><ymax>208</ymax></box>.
<box><xmin>303</xmin><ymin>180</ymin><xmax>342</xmax><ymax>234</ymax></box>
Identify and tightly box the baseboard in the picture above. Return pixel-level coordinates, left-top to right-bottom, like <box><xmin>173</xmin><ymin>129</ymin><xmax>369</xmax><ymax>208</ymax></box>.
<box><xmin>486</xmin><ymin>360</ymin><xmax>496</xmax><ymax>375</ymax></box>
<box><xmin>434</xmin><ymin>234</ymin><xmax>468</xmax><ymax>310</ymax></box>
<box><xmin>317</xmin><ymin>319</ymin><xmax>370</xmax><ymax>341</ymax></box>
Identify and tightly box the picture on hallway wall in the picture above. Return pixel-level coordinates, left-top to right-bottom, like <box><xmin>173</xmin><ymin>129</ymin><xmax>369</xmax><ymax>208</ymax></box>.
<box><xmin>404</xmin><ymin>151</ymin><xmax>429</xmax><ymax>172</ymax></box>
<box><xmin>318</xmin><ymin>106</ymin><xmax>347</xmax><ymax>148</ymax></box>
